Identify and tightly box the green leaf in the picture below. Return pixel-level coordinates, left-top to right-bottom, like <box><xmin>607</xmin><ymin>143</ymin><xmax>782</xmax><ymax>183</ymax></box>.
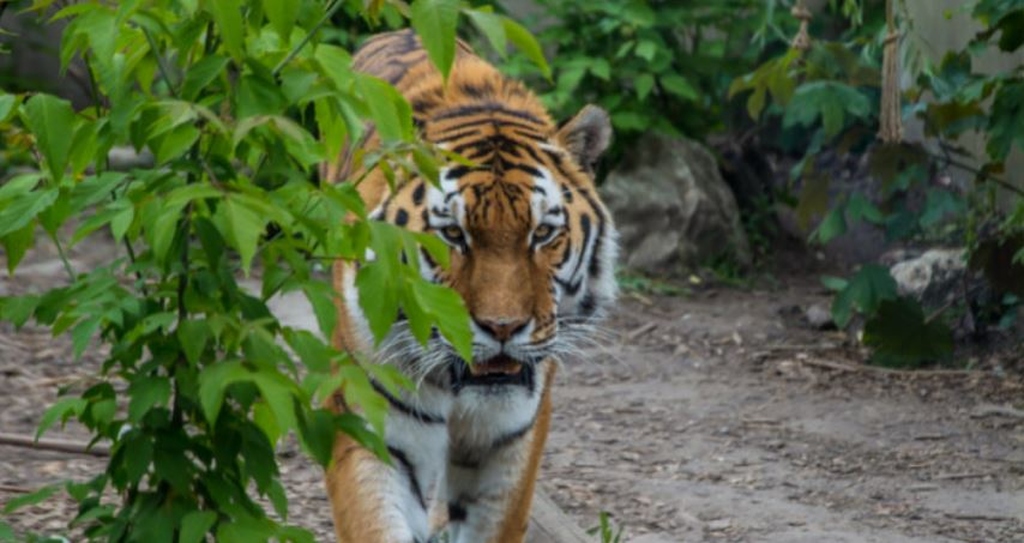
<box><xmin>180</xmin><ymin>511</ymin><xmax>217</xmax><ymax>543</ymax></box>
<box><xmin>783</xmin><ymin>81</ymin><xmax>871</xmax><ymax>138</ymax></box>
<box><xmin>0</xmin><ymin>93</ymin><xmax>19</xmax><ymax>122</ymax></box>
<box><xmin>635</xmin><ymin>73</ymin><xmax>655</xmax><ymax>101</ymax></box>
<box><xmin>811</xmin><ymin>206</ymin><xmax>847</xmax><ymax>244</ymax></box>
<box><xmin>151</xmin><ymin>123</ymin><xmax>201</xmax><ymax>163</ymax></box>
<box><xmin>181</xmin><ymin>54</ymin><xmax>229</xmax><ymax>100</ymax></box>
<box><xmin>411</xmin><ymin>0</ymin><xmax>460</xmax><ymax>80</ymax></box>
<box><xmin>178</xmin><ymin>318</ymin><xmax>211</xmax><ymax>366</ymax></box>
<box><xmin>251</xmin><ymin>371</ymin><xmax>299</xmax><ymax>439</ymax></box>
<box><xmin>147</xmin><ymin>199</ymin><xmax>186</xmax><ymax>266</ymax></box>
<box><xmin>820</xmin><ymin>275</ymin><xmax>849</xmax><ymax>291</ymax></box>
<box><xmin>253</xmin><ymin>400</ymin><xmax>282</xmax><ymax>445</ymax></box>
<box><xmin>465</xmin><ymin>9</ymin><xmax>506</xmax><ymax>57</ymax></box>
<box><xmin>2</xmin><ymin>222</ymin><xmax>35</xmax><ymax>274</ymax></box>
<box><xmin>588</xmin><ymin>59</ymin><xmax>611</xmax><ymax>81</ymax></box>
<box><xmin>409</xmin><ymin>279</ymin><xmax>472</xmax><ymax>362</ymax></box>
<box><xmin>863</xmin><ymin>297</ymin><xmax>954</xmax><ymax>367</ymax></box>
<box><xmin>70</xmin><ymin>172</ymin><xmax>129</xmax><ymax>211</ymax></box>
<box><xmin>206</xmin><ymin>0</ymin><xmax>243</xmax><ymax>61</ymax></box>
<box><xmin>301</xmin><ymin>280</ymin><xmax>338</xmax><ymax>339</ymax></box>
<box><xmin>263</xmin><ymin>0</ymin><xmax>298</xmax><ymax>42</ymax></box>
<box><xmin>920</xmin><ymin>189</ymin><xmax>966</xmax><ymax>228</ymax></box>
<box><xmin>659</xmin><ymin>74</ymin><xmax>699</xmax><ymax>101</ymax></box>
<box><xmin>2</xmin><ymin>484</ymin><xmax>60</xmax><ymax>514</ymax></box>
<box><xmin>237</xmin><ymin>74</ymin><xmax>288</xmax><ymax>118</ymax></box>
<box><xmin>0</xmin><ymin>295</ymin><xmax>40</xmax><ymax>328</ymax></box>
<box><xmin>218</xmin><ymin>197</ymin><xmax>266</xmax><ymax>275</ymax></box>
<box><xmin>846</xmin><ymin>192</ymin><xmax>885</xmax><ymax>224</ymax></box>
<box><xmin>358</xmin><ymin>75</ymin><xmax>413</xmax><ymax>142</ymax></box>
<box><xmin>198</xmin><ymin>360</ymin><xmax>250</xmax><ymax>424</ymax></box>
<box><xmin>0</xmin><ymin>184</ymin><xmax>58</xmax><ymax>239</ymax></box>
<box><xmin>110</xmin><ymin>202</ymin><xmax>135</xmax><ymax>242</ymax></box>
<box><xmin>284</xmin><ymin>329</ymin><xmax>334</xmax><ymax>373</ymax></box>
<box><xmin>297</xmin><ymin>408</ymin><xmax>335</xmax><ymax>467</ymax></box>
<box><xmin>0</xmin><ymin>521</ymin><xmax>13</xmax><ymax>542</ymax></box>
<box><xmin>503</xmin><ymin>17</ymin><xmax>551</xmax><ymax>80</ymax></box>
<box><xmin>987</xmin><ymin>80</ymin><xmax>1024</xmax><ymax>161</ymax></box>
<box><xmin>356</xmin><ymin>261</ymin><xmax>399</xmax><ymax>344</ymax></box>
<box><xmin>831</xmin><ymin>264</ymin><xmax>899</xmax><ymax>328</ymax></box>
<box><xmin>127</xmin><ymin>376</ymin><xmax>171</xmax><ymax>422</ymax></box>
<box><xmin>23</xmin><ymin>94</ymin><xmax>76</xmax><ymax>182</ymax></box>
<box><xmin>36</xmin><ymin>396</ymin><xmax>88</xmax><ymax>439</ymax></box>
<box><xmin>635</xmin><ymin>40</ymin><xmax>657</xmax><ymax>61</ymax></box>
<box><xmin>71</xmin><ymin>316</ymin><xmax>102</xmax><ymax>359</ymax></box>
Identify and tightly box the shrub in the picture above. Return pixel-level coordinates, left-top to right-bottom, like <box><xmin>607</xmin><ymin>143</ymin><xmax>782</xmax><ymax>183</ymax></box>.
<box><xmin>730</xmin><ymin>0</ymin><xmax>1024</xmax><ymax>367</ymax></box>
<box><xmin>494</xmin><ymin>0</ymin><xmax>780</xmax><ymax>169</ymax></box>
<box><xmin>0</xmin><ymin>0</ymin><xmax>545</xmax><ymax>540</ymax></box>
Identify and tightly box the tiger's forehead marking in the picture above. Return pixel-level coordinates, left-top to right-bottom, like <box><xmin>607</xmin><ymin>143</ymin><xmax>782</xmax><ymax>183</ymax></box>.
<box><xmin>529</xmin><ymin>167</ymin><xmax>564</xmax><ymax>225</ymax></box>
<box><xmin>427</xmin><ymin>166</ymin><xmax>563</xmax><ymax>234</ymax></box>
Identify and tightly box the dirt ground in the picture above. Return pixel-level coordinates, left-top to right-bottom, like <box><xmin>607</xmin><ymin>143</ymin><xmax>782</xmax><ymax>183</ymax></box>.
<box><xmin>2</xmin><ymin>238</ymin><xmax>1023</xmax><ymax>542</ymax></box>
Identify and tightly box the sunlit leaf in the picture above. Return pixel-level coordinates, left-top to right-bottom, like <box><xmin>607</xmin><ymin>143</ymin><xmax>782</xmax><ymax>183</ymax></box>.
<box><xmin>411</xmin><ymin>0</ymin><xmax>460</xmax><ymax>80</ymax></box>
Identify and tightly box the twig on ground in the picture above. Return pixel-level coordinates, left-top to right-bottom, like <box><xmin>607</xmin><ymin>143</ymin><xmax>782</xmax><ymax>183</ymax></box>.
<box><xmin>623</xmin><ymin>322</ymin><xmax>658</xmax><ymax>342</ymax></box>
<box><xmin>0</xmin><ymin>432</ymin><xmax>110</xmax><ymax>457</ymax></box>
<box><xmin>970</xmin><ymin>404</ymin><xmax>1024</xmax><ymax>420</ymax></box>
<box><xmin>943</xmin><ymin>512</ymin><xmax>1015</xmax><ymax>522</ymax></box>
<box><xmin>933</xmin><ymin>472</ymin><xmax>993</xmax><ymax>481</ymax></box>
<box><xmin>791</xmin><ymin>358</ymin><xmax>976</xmax><ymax>377</ymax></box>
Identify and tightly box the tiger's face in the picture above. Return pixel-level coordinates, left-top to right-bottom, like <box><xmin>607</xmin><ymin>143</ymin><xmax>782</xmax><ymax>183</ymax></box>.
<box><xmin>375</xmin><ymin>105</ymin><xmax>617</xmax><ymax>391</ymax></box>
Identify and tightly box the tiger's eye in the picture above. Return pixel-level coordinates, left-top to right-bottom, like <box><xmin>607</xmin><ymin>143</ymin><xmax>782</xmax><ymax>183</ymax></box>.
<box><xmin>533</xmin><ymin>224</ymin><xmax>555</xmax><ymax>242</ymax></box>
<box><xmin>442</xmin><ymin>225</ymin><xmax>464</xmax><ymax>241</ymax></box>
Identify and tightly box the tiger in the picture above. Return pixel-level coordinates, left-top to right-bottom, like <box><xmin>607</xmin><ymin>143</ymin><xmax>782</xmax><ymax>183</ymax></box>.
<box><xmin>321</xmin><ymin>29</ymin><xmax>618</xmax><ymax>543</ymax></box>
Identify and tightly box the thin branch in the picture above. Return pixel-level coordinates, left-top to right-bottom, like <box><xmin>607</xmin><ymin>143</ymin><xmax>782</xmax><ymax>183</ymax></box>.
<box><xmin>0</xmin><ymin>432</ymin><xmax>110</xmax><ymax>457</ymax></box>
<box><xmin>143</xmin><ymin>28</ymin><xmax>179</xmax><ymax>98</ymax></box>
<box><xmin>48</xmin><ymin>231</ymin><xmax>76</xmax><ymax>282</ymax></box>
<box><xmin>933</xmin><ymin>142</ymin><xmax>1024</xmax><ymax>198</ymax></box>
<box><xmin>272</xmin><ymin>0</ymin><xmax>346</xmax><ymax>76</ymax></box>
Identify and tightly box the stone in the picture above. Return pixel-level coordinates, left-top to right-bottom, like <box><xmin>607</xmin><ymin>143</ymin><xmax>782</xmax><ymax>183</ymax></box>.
<box><xmin>600</xmin><ymin>134</ymin><xmax>751</xmax><ymax>276</ymax></box>
<box><xmin>804</xmin><ymin>303</ymin><xmax>835</xmax><ymax>330</ymax></box>
<box><xmin>888</xmin><ymin>248</ymin><xmax>966</xmax><ymax>309</ymax></box>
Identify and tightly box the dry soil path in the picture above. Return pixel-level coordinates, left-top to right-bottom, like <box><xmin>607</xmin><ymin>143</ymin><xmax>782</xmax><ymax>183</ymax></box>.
<box><xmin>2</xmin><ymin>240</ymin><xmax>1022</xmax><ymax>542</ymax></box>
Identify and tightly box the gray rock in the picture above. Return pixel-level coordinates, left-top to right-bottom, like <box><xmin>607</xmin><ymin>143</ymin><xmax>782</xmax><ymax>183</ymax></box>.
<box><xmin>888</xmin><ymin>248</ymin><xmax>966</xmax><ymax>309</ymax></box>
<box><xmin>601</xmin><ymin>134</ymin><xmax>751</xmax><ymax>275</ymax></box>
<box><xmin>805</xmin><ymin>303</ymin><xmax>835</xmax><ymax>330</ymax></box>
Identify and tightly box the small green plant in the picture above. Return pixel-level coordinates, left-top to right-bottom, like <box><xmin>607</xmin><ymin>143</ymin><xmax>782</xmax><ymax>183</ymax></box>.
<box><xmin>0</xmin><ymin>0</ymin><xmax>547</xmax><ymax>540</ymax></box>
<box><xmin>587</xmin><ymin>512</ymin><xmax>625</xmax><ymax>543</ymax></box>
<box><xmin>617</xmin><ymin>271</ymin><xmax>689</xmax><ymax>297</ymax></box>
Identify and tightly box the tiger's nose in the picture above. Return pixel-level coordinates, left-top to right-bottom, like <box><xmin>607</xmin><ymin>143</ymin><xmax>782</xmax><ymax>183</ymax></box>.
<box><xmin>476</xmin><ymin>318</ymin><xmax>530</xmax><ymax>342</ymax></box>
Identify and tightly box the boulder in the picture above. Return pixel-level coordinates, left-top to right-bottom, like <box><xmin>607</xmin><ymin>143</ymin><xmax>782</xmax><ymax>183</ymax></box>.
<box><xmin>888</xmin><ymin>248</ymin><xmax>966</xmax><ymax>309</ymax></box>
<box><xmin>600</xmin><ymin>134</ymin><xmax>751</xmax><ymax>275</ymax></box>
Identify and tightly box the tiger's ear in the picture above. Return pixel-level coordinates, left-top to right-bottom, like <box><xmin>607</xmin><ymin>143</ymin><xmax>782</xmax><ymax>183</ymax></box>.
<box><xmin>555</xmin><ymin>105</ymin><xmax>612</xmax><ymax>172</ymax></box>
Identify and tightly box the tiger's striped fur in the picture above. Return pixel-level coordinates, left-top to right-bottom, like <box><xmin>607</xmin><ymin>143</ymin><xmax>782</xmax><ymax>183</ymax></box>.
<box><xmin>323</xmin><ymin>29</ymin><xmax>617</xmax><ymax>543</ymax></box>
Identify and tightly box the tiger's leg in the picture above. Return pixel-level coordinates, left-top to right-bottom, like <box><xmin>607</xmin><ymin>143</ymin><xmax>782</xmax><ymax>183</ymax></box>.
<box><xmin>444</xmin><ymin>361</ymin><xmax>556</xmax><ymax>543</ymax></box>
<box><xmin>325</xmin><ymin>382</ymin><xmax>452</xmax><ymax>543</ymax></box>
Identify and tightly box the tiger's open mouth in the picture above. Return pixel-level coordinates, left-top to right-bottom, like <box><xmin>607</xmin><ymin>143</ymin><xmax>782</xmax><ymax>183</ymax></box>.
<box><xmin>468</xmin><ymin>354</ymin><xmax>523</xmax><ymax>377</ymax></box>
<box><xmin>451</xmin><ymin>354</ymin><xmax>535</xmax><ymax>390</ymax></box>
